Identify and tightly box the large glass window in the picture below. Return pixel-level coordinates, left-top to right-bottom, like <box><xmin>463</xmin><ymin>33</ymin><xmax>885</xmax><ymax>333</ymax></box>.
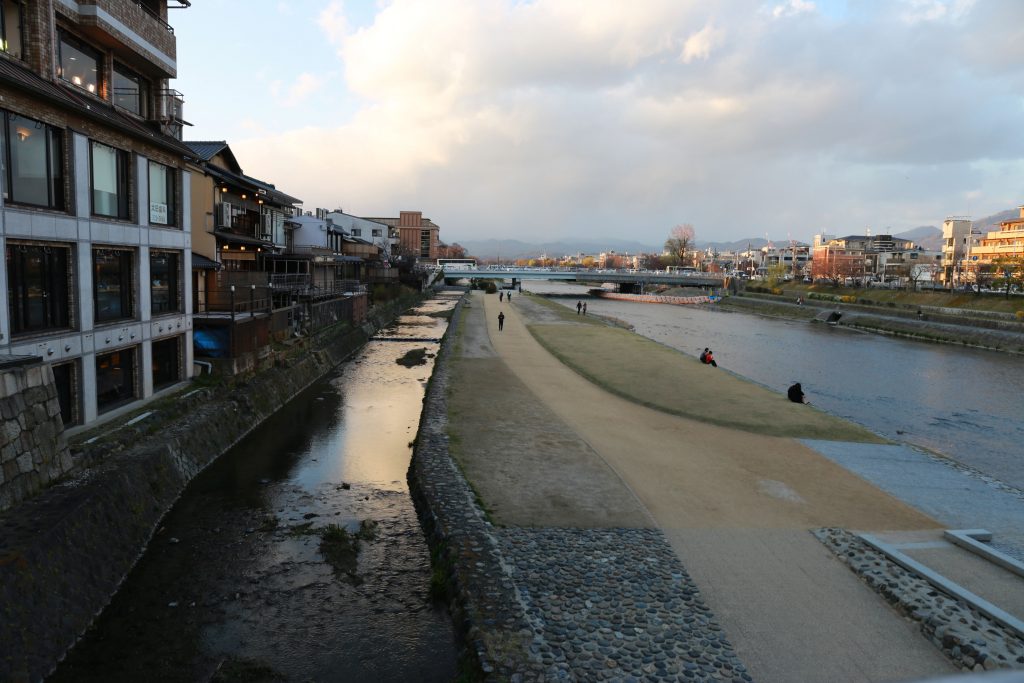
<box><xmin>96</xmin><ymin>348</ymin><xmax>136</xmax><ymax>413</ymax></box>
<box><xmin>150</xmin><ymin>250</ymin><xmax>180</xmax><ymax>314</ymax></box>
<box><xmin>91</xmin><ymin>141</ymin><xmax>130</xmax><ymax>219</ymax></box>
<box><xmin>1</xmin><ymin>0</ymin><xmax>23</xmax><ymax>59</ymax></box>
<box><xmin>112</xmin><ymin>65</ymin><xmax>149</xmax><ymax>117</ymax></box>
<box><xmin>148</xmin><ymin>161</ymin><xmax>175</xmax><ymax>226</ymax></box>
<box><xmin>151</xmin><ymin>336</ymin><xmax>181</xmax><ymax>389</ymax></box>
<box><xmin>1</xmin><ymin>111</ymin><xmax>65</xmax><ymax>208</ymax></box>
<box><xmin>93</xmin><ymin>248</ymin><xmax>134</xmax><ymax>323</ymax></box>
<box><xmin>57</xmin><ymin>31</ymin><xmax>102</xmax><ymax>95</ymax></box>
<box><xmin>6</xmin><ymin>242</ymin><xmax>73</xmax><ymax>335</ymax></box>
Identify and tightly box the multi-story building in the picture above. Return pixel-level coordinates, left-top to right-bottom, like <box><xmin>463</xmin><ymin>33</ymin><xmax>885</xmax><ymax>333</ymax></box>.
<box><xmin>365</xmin><ymin>210</ymin><xmax>440</xmax><ymax>261</ymax></box>
<box><xmin>1</xmin><ymin>0</ymin><xmax>194</xmax><ymax>428</ymax></box>
<box><xmin>322</xmin><ymin>209</ymin><xmax>395</xmax><ymax>259</ymax></box>
<box><xmin>968</xmin><ymin>206</ymin><xmax>1024</xmax><ymax>275</ymax></box>
<box><xmin>940</xmin><ymin>217</ymin><xmax>975</xmax><ymax>285</ymax></box>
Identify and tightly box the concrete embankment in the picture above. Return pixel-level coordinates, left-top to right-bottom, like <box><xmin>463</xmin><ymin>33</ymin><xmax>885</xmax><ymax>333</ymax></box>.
<box><xmin>0</xmin><ymin>294</ymin><xmax>421</xmax><ymax>683</ymax></box>
<box><xmin>719</xmin><ymin>293</ymin><xmax>1024</xmax><ymax>354</ymax></box>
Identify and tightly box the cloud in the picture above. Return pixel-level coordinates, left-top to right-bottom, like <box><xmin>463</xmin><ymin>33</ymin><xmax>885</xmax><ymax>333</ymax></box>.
<box><xmin>770</xmin><ymin>0</ymin><xmax>815</xmax><ymax>19</ymax></box>
<box><xmin>679</xmin><ymin>24</ymin><xmax>724</xmax><ymax>64</ymax></box>
<box><xmin>229</xmin><ymin>0</ymin><xmax>1024</xmax><ymax>243</ymax></box>
<box><xmin>286</xmin><ymin>73</ymin><xmax>325</xmax><ymax>104</ymax></box>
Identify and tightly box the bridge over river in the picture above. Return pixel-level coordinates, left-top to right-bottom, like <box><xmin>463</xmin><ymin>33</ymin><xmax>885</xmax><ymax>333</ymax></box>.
<box><xmin>439</xmin><ymin>266</ymin><xmax>725</xmax><ymax>292</ymax></box>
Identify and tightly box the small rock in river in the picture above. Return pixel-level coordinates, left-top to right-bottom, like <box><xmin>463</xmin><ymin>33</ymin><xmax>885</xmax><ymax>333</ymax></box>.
<box><xmin>168</xmin><ymin>602</ymin><xmax>178</xmax><ymax>608</ymax></box>
<box><xmin>169</xmin><ymin>537</ymin><xmax>179</xmax><ymax>544</ymax></box>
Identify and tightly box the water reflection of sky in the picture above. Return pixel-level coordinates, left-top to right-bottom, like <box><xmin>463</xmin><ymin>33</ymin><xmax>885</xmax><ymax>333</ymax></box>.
<box><xmin>529</xmin><ymin>282</ymin><xmax>1024</xmax><ymax>489</ymax></box>
<box><xmin>287</xmin><ymin>297</ymin><xmax>458</xmax><ymax>491</ymax></box>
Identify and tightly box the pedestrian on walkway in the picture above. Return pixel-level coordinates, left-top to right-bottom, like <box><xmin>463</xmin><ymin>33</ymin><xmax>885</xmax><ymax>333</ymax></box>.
<box><xmin>577</xmin><ymin>301</ymin><xmax>582</xmax><ymax>315</ymax></box>
<box><xmin>498</xmin><ymin>311</ymin><xmax>505</xmax><ymax>331</ymax></box>
<box><xmin>507</xmin><ymin>290</ymin><xmax>512</xmax><ymax>301</ymax></box>
<box><xmin>499</xmin><ymin>291</ymin><xmax>504</xmax><ymax>302</ymax></box>
<box><xmin>582</xmin><ymin>302</ymin><xmax>587</xmax><ymax>315</ymax></box>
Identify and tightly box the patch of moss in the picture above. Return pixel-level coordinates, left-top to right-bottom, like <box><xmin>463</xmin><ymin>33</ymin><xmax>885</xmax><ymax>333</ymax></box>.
<box><xmin>319</xmin><ymin>524</ymin><xmax>363</xmax><ymax>584</ymax></box>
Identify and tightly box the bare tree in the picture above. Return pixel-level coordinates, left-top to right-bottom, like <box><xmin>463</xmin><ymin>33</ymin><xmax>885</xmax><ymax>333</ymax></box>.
<box><xmin>664</xmin><ymin>224</ymin><xmax>696</xmax><ymax>265</ymax></box>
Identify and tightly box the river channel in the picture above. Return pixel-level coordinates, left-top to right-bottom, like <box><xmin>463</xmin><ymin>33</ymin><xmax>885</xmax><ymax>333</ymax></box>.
<box><xmin>526</xmin><ymin>281</ymin><xmax>1024</xmax><ymax>492</ymax></box>
<box><xmin>51</xmin><ymin>296</ymin><xmax>461</xmax><ymax>682</ymax></box>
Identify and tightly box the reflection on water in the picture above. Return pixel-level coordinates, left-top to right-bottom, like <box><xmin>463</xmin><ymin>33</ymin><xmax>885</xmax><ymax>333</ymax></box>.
<box><xmin>52</xmin><ymin>295</ymin><xmax>461</xmax><ymax>683</ymax></box>
<box><xmin>530</xmin><ymin>282</ymin><xmax>1024</xmax><ymax>490</ymax></box>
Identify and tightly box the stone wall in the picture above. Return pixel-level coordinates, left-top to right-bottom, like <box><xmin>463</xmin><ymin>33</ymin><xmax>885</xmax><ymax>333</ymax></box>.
<box><xmin>0</xmin><ymin>358</ymin><xmax>73</xmax><ymax>513</ymax></box>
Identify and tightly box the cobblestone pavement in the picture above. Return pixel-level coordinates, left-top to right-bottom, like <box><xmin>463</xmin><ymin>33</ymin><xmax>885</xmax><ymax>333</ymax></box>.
<box><xmin>498</xmin><ymin>528</ymin><xmax>752</xmax><ymax>682</ymax></box>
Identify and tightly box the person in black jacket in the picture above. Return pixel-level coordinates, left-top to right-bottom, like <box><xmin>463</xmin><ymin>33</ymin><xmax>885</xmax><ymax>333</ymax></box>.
<box><xmin>788</xmin><ymin>382</ymin><xmax>806</xmax><ymax>403</ymax></box>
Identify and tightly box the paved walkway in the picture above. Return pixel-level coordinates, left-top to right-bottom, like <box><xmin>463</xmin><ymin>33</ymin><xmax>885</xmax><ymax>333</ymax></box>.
<box><xmin>473</xmin><ymin>291</ymin><xmax>957</xmax><ymax>682</ymax></box>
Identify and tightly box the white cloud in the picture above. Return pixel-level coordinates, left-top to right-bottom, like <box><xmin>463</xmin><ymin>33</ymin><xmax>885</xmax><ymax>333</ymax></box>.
<box><xmin>286</xmin><ymin>73</ymin><xmax>325</xmax><ymax>104</ymax></box>
<box><xmin>221</xmin><ymin>0</ymin><xmax>1024</xmax><ymax>243</ymax></box>
<box><xmin>771</xmin><ymin>0</ymin><xmax>815</xmax><ymax>19</ymax></box>
<box><xmin>679</xmin><ymin>24</ymin><xmax>724</xmax><ymax>64</ymax></box>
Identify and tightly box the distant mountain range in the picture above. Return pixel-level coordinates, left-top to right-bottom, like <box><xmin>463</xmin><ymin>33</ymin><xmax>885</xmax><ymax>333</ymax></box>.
<box><xmin>450</xmin><ymin>208</ymin><xmax>1019</xmax><ymax>259</ymax></box>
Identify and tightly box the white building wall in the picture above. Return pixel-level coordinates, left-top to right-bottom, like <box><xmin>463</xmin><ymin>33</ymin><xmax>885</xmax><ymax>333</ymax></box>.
<box><xmin>1</xmin><ymin>135</ymin><xmax>193</xmax><ymax>429</ymax></box>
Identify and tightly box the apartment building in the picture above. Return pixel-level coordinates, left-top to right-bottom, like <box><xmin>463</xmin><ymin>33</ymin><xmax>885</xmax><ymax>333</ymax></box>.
<box><xmin>968</xmin><ymin>206</ymin><xmax>1024</xmax><ymax>273</ymax></box>
<box><xmin>364</xmin><ymin>210</ymin><xmax>440</xmax><ymax>261</ymax></box>
<box><xmin>1</xmin><ymin>0</ymin><xmax>193</xmax><ymax>427</ymax></box>
<box><xmin>940</xmin><ymin>217</ymin><xmax>975</xmax><ymax>285</ymax></box>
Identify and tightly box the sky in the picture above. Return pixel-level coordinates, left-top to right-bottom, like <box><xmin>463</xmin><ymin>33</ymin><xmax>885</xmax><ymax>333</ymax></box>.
<box><xmin>171</xmin><ymin>0</ymin><xmax>1024</xmax><ymax>247</ymax></box>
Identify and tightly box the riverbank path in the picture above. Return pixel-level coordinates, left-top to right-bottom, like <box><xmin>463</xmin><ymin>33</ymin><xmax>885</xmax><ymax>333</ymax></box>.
<box><xmin>461</xmin><ymin>290</ymin><xmax>955</xmax><ymax>682</ymax></box>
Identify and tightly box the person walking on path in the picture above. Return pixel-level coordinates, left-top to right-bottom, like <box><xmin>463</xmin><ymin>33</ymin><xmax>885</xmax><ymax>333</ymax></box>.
<box><xmin>499</xmin><ymin>291</ymin><xmax>504</xmax><ymax>302</ymax></box>
<box><xmin>582</xmin><ymin>302</ymin><xmax>587</xmax><ymax>315</ymax></box>
<box><xmin>507</xmin><ymin>290</ymin><xmax>512</xmax><ymax>301</ymax></box>
<box><xmin>498</xmin><ymin>311</ymin><xmax>505</xmax><ymax>331</ymax></box>
<box><xmin>788</xmin><ymin>382</ymin><xmax>806</xmax><ymax>403</ymax></box>
<box><xmin>577</xmin><ymin>301</ymin><xmax>583</xmax><ymax>315</ymax></box>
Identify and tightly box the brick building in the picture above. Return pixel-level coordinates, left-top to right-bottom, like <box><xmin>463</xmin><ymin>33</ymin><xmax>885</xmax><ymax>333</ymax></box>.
<box><xmin>364</xmin><ymin>210</ymin><xmax>440</xmax><ymax>261</ymax></box>
<box><xmin>1</xmin><ymin>0</ymin><xmax>193</xmax><ymax>428</ymax></box>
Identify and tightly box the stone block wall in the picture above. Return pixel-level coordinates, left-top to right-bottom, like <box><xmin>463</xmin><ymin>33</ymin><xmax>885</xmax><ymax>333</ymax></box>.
<box><xmin>0</xmin><ymin>360</ymin><xmax>73</xmax><ymax>513</ymax></box>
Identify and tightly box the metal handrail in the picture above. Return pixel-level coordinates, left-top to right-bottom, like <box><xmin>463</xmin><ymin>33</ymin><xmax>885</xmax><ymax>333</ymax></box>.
<box><xmin>136</xmin><ymin>2</ymin><xmax>174</xmax><ymax>33</ymax></box>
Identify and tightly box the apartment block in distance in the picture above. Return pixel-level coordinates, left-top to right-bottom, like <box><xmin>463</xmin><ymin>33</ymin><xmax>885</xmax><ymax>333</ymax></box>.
<box><xmin>1</xmin><ymin>0</ymin><xmax>194</xmax><ymax>428</ymax></box>
<box><xmin>365</xmin><ymin>210</ymin><xmax>440</xmax><ymax>261</ymax></box>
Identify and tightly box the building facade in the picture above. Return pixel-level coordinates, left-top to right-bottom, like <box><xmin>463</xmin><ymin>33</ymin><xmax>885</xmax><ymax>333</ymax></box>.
<box><xmin>940</xmin><ymin>217</ymin><xmax>975</xmax><ymax>285</ymax></box>
<box><xmin>1</xmin><ymin>0</ymin><xmax>193</xmax><ymax>428</ymax></box>
<box><xmin>968</xmin><ymin>207</ymin><xmax>1024</xmax><ymax>275</ymax></box>
<box><xmin>365</xmin><ymin>210</ymin><xmax>440</xmax><ymax>261</ymax></box>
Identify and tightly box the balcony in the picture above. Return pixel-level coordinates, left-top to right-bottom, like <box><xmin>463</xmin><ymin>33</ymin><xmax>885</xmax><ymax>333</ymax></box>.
<box><xmin>154</xmin><ymin>89</ymin><xmax>186</xmax><ymax>140</ymax></box>
<box><xmin>77</xmin><ymin>1</ymin><xmax>178</xmax><ymax>77</ymax></box>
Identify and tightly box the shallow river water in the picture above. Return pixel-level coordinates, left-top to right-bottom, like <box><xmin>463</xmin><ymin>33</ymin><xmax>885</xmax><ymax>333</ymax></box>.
<box><xmin>526</xmin><ymin>281</ymin><xmax>1024</xmax><ymax>491</ymax></box>
<box><xmin>51</xmin><ymin>296</ymin><xmax>461</xmax><ymax>682</ymax></box>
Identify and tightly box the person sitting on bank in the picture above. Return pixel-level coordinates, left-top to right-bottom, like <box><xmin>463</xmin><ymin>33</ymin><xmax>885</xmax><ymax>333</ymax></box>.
<box><xmin>788</xmin><ymin>382</ymin><xmax>806</xmax><ymax>403</ymax></box>
<box><xmin>704</xmin><ymin>349</ymin><xmax>717</xmax><ymax>367</ymax></box>
<box><xmin>700</xmin><ymin>347</ymin><xmax>709</xmax><ymax>363</ymax></box>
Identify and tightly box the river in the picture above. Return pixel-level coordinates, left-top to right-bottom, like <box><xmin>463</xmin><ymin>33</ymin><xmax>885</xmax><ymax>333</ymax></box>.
<box><xmin>51</xmin><ymin>296</ymin><xmax>461</xmax><ymax>682</ymax></box>
<box><xmin>524</xmin><ymin>281</ymin><xmax>1024</xmax><ymax>491</ymax></box>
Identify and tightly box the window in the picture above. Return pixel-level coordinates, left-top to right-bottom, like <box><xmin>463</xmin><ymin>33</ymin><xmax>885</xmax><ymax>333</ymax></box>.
<box><xmin>57</xmin><ymin>31</ymin><xmax>102</xmax><ymax>95</ymax></box>
<box><xmin>93</xmin><ymin>248</ymin><xmax>134</xmax><ymax>322</ymax></box>
<box><xmin>51</xmin><ymin>361</ymin><xmax>79</xmax><ymax>427</ymax></box>
<box><xmin>151</xmin><ymin>336</ymin><xmax>181</xmax><ymax>389</ymax></box>
<box><xmin>6</xmin><ymin>242</ymin><xmax>73</xmax><ymax>335</ymax></box>
<box><xmin>372</xmin><ymin>228</ymin><xmax>382</xmax><ymax>237</ymax></box>
<box><xmin>91</xmin><ymin>141</ymin><xmax>130</xmax><ymax>219</ymax></box>
<box><xmin>1</xmin><ymin>111</ymin><xmax>65</xmax><ymax>208</ymax></box>
<box><xmin>112</xmin><ymin>65</ymin><xmax>149</xmax><ymax>117</ymax></box>
<box><xmin>1</xmin><ymin>0</ymin><xmax>23</xmax><ymax>59</ymax></box>
<box><xmin>351</xmin><ymin>228</ymin><xmax>361</xmax><ymax>237</ymax></box>
<box><xmin>96</xmin><ymin>348</ymin><xmax>136</xmax><ymax>412</ymax></box>
<box><xmin>148</xmin><ymin>161</ymin><xmax>175</xmax><ymax>226</ymax></box>
<box><xmin>150</xmin><ymin>250</ymin><xmax>180</xmax><ymax>314</ymax></box>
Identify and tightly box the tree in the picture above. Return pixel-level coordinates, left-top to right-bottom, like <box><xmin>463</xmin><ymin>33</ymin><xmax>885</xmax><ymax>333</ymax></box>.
<box><xmin>664</xmin><ymin>224</ymin><xmax>696</xmax><ymax>265</ymax></box>
<box><xmin>992</xmin><ymin>255</ymin><xmax>1024</xmax><ymax>298</ymax></box>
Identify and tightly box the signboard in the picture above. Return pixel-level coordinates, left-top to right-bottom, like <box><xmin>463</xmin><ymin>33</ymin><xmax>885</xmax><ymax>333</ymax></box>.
<box><xmin>150</xmin><ymin>202</ymin><xmax>168</xmax><ymax>225</ymax></box>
